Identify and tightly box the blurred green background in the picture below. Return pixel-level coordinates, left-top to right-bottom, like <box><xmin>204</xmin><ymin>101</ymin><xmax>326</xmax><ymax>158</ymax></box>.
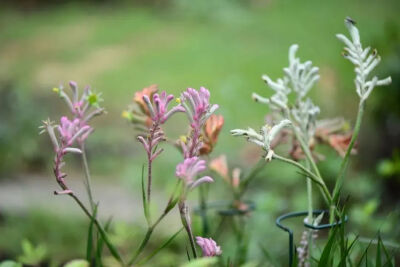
<box><xmin>0</xmin><ymin>0</ymin><xmax>400</xmax><ymax>265</ymax></box>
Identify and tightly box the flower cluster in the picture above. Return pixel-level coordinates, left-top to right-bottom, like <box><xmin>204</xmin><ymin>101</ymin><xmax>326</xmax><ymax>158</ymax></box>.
<box><xmin>175</xmin><ymin>157</ymin><xmax>214</xmax><ymax>192</ymax></box>
<box><xmin>144</xmin><ymin>91</ymin><xmax>185</xmax><ymax>124</ymax></box>
<box><xmin>231</xmin><ymin>119</ymin><xmax>291</xmax><ymax>161</ymax></box>
<box><xmin>126</xmin><ymin>86</ymin><xmax>185</xmax><ymax>164</ymax></box>
<box><xmin>53</xmin><ymin>81</ymin><xmax>105</xmax><ymax>129</ymax></box>
<box><xmin>252</xmin><ymin>44</ymin><xmax>320</xmax><ymax>114</ymax></box>
<box><xmin>40</xmin><ymin>117</ymin><xmax>91</xmax><ymax>195</ymax></box>
<box><xmin>123</xmin><ymin>85</ymin><xmax>184</xmax><ymax>129</ymax></box>
<box><xmin>179</xmin><ymin>87</ymin><xmax>219</xmax><ymax>158</ymax></box>
<box><xmin>337</xmin><ymin>17</ymin><xmax>391</xmax><ymax>102</ymax></box>
<box><xmin>232</xmin><ymin>44</ymin><xmax>324</xmax><ymax>161</ymax></box>
<box><xmin>195</xmin><ymin>237</ymin><xmax>222</xmax><ymax>257</ymax></box>
<box><xmin>40</xmin><ymin>81</ymin><xmax>104</xmax><ymax>194</ymax></box>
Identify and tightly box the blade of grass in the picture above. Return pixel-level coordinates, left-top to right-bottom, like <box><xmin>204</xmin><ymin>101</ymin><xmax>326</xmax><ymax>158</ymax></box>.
<box><xmin>186</xmin><ymin>246</ymin><xmax>191</xmax><ymax>262</ymax></box>
<box><xmin>86</xmin><ymin>204</ymin><xmax>98</xmax><ymax>262</ymax></box>
<box><xmin>141</xmin><ymin>164</ymin><xmax>151</xmax><ymax>225</ymax></box>
<box><xmin>376</xmin><ymin>234</ymin><xmax>382</xmax><ymax>267</ymax></box>
<box><xmin>338</xmin><ymin>236</ymin><xmax>359</xmax><ymax>266</ymax></box>
<box><xmin>318</xmin><ymin>226</ymin><xmax>338</xmax><ymax>267</ymax></box>
<box><xmin>355</xmin><ymin>239</ymin><xmax>373</xmax><ymax>267</ymax></box>
<box><xmin>379</xmin><ymin>235</ymin><xmax>394</xmax><ymax>267</ymax></box>
<box><xmin>95</xmin><ymin>217</ymin><xmax>113</xmax><ymax>267</ymax></box>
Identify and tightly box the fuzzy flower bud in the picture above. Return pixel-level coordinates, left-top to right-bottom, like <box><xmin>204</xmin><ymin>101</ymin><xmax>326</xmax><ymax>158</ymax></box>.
<box><xmin>195</xmin><ymin>237</ymin><xmax>222</xmax><ymax>257</ymax></box>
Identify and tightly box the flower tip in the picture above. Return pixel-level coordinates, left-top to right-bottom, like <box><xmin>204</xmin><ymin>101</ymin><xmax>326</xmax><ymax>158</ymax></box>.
<box><xmin>175</xmin><ymin>97</ymin><xmax>181</xmax><ymax>104</ymax></box>
<box><xmin>69</xmin><ymin>81</ymin><xmax>78</xmax><ymax>89</ymax></box>
<box><xmin>122</xmin><ymin>111</ymin><xmax>132</xmax><ymax>120</ymax></box>
<box><xmin>179</xmin><ymin>135</ymin><xmax>187</xmax><ymax>144</ymax></box>
<box><xmin>52</xmin><ymin>87</ymin><xmax>60</xmax><ymax>93</ymax></box>
<box><xmin>345</xmin><ymin>16</ymin><xmax>356</xmax><ymax>25</ymax></box>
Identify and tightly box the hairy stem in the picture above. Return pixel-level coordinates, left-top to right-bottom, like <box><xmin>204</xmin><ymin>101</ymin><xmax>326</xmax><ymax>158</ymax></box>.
<box><xmin>272</xmin><ymin>154</ymin><xmax>332</xmax><ymax>205</ymax></box>
<box><xmin>332</xmin><ymin>100</ymin><xmax>365</xmax><ymax>205</ymax></box>
<box><xmin>305</xmin><ymin>160</ymin><xmax>313</xmax><ymax>221</ymax></box>
<box><xmin>291</xmin><ymin>125</ymin><xmax>322</xmax><ymax>181</ymax></box>
<box><xmin>147</xmin><ymin>155</ymin><xmax>153</xmax><ymax>204</ymax></box>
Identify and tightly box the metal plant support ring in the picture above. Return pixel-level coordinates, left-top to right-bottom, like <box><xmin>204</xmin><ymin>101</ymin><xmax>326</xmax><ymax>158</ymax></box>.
<box><xmin>276</xmin><ymin>210</ymin><xmax>348</xmax><ymax>266</ymax></box>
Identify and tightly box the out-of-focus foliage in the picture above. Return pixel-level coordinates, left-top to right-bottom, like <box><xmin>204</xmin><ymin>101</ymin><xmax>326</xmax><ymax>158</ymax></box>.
<box><xmin>17</xmin><ymin>239</ymin><xmax>47</xmax><ymax>266</ymax></box>
<box><xmin>0</xmin><ymin>0</ymin><xmax>399</xmax><ymax>266</ymax></box>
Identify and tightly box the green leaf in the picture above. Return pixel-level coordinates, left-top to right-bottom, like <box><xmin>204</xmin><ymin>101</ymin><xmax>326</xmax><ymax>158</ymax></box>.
<box><xmin>141</xmin><ymin>164</ymin><xmax>150</xmax><ymax>224</ymax></box>
<box><xmin>180</xmin><ymin>257</ymin><xmax>218</xmax><ymax>267</ymax></box>
<box><xmin>95</xmin><ymin>217</ymin><xmax>113</xmax><ymax>267</ymax></box>
<box><xmin>86</xmin><ymin>204</ymin><xmax>98</xmax><ymax>262</ymax></box>
<box><xmin>186</xmin><ymin>247</ymin><xmax>191</xmax><ymax>262</ymax></box>
<box><xmin>0</xmin><ymin>261</ymin><xmax>22</xmax><ymax>267</ymax></box>
<box><xmin>139</xmin><ymin>228</ymin><xmax>183</xmax><ymax>265</ymax></box>
<box><xmin>379</xmin><ymin>235</ymin><xmax>394</xmax><ymax>267</ymax></box>
<box><xmin>338</xmin><ymin>235</ymin><xmax>358</xmax><ymax>266</ymax></box>
<box><xmin>318</xmin><ymin>227</ymin><xmax>338</xmax><ymax>267</ymax></box>
<box><xmin>17</xmin><ymin>239</ymin><xmax>47</xmax><ymax>265</ymax></box>
<box><xmin>165</xmin><ymin>180</ymin><xmax>183</xmax><ymax>213</ymax></box>
<box><xmin>64</xmin><ymin>259</ymin><xmax>90</xmax><ymax>267</ymax></box>
<box><xmin>355</xmin><ymin>239</ymin><xmax>373</xmax><ymax>267</ymax></box>
<box><xmin>376</xmin><ymin>235</ymin><xmax>382</xmax><ymax>267</ymax></box>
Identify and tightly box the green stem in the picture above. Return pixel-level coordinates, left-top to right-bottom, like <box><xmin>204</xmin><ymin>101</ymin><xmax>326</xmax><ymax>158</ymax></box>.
<box><xmin>69</xmin><ymin>193</ymin><xmax>125</xmax><ymax>265</ymax></box>
<box><xmin>80</xmin><ymin>144</ymin><xmax>95</xmax><ymax>212</ymax></box>
<box><xmin>305</xmin><ymin>160</ymin><xmax>313</xmax><ymax>221</ymax></box>
<box><xmin>179</xmin><ymin>201</ymin><xmax>197</xmax><ymax>259</ymax></box>
<box><xmin>332</xmin><ymin>100</ymin><xmax>365</xmax><ymax>204</ymax></box>
<box><xmin>129</xmin><ymin>228</ymin><xmax>154</xmax><ymax>265</ymax></box>
<box><xmin>329</xmin><ymin>204</ymin><xmax>336</xmax><ymax>224</ymax></box>
<box><xmin>272</xmin><ymin>154</ymin><xmax>332</xmax><ymax>205</ymax></box>
<box><xmin>128</xmin><ymin>204</ymin><xmax>172</xmax><ymax>265</ymax></box>
<box><xmin>291</xmin><ymin>126</ymin><xmax>322</xmax><ymax>180</ymax></box>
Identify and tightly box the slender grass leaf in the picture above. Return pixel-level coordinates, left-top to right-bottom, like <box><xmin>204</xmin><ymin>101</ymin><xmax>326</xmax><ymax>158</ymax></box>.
<box><xmin>95</xmin><ymin>217</ymin><xmax>113</xmax><ymax>267</ymax></box>
<box><xmin>86</xmin><ymin>204</ymin><xmax>98</xmax><ymax>262</ymax></box>
<box><xmin>186</xmin><ymin>247</ymin><xmax>191</xmax><ymax>262</ymax></box>
<box><xmin>356</xmin><ymin>239</ymin><xmax>373</xmax><ymax>267</ymax></box>
<box><xmin>338</xmin><ymin>235</ymin><xmax>359</xmax><ymax>266</ymax></box>
<box><xmin>139</xmin><ymin>228</ymin><xmax>183</xmax><ymax>265</ymax></box>
<box><xmin>318</xmin><ymin>226</ymin><xmax>338</xmax><ymax>267</ymax></box>
<box><xmin>141</xmin><ymin>164</ymin><xmax>150</xmax><ymax>224</ymax></box>
<box><xmin>376</xmin><ymin>235</ymin><xmax>382</xmax><ymax>267</ymax></box>
<box><xmin>379</xmin><ymin>235</ymin><xmax>394</xmax><ymax>267</ymax></box>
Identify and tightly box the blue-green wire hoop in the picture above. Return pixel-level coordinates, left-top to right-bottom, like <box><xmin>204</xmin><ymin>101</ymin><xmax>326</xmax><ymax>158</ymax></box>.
<box><xmin>276</xmin><ymin>210</ymin><xmax>348</xmax><ymax>266</ymax></box>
